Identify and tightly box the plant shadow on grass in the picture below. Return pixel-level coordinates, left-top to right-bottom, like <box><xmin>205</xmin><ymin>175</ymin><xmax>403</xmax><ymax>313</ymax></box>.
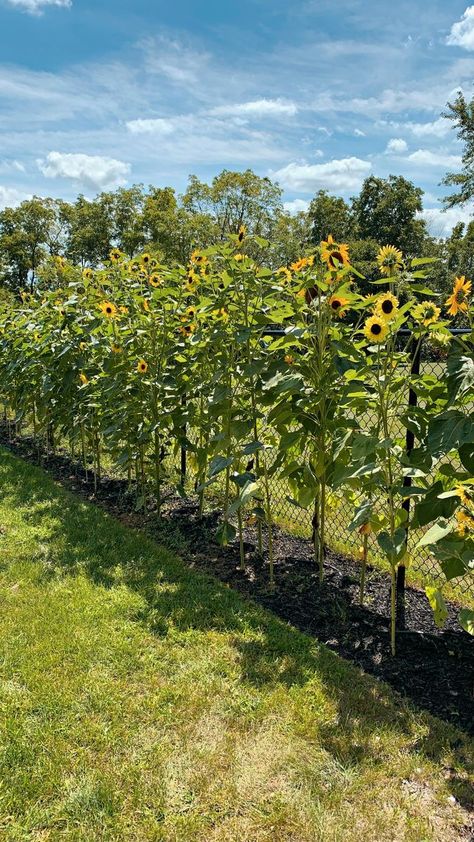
<box><xmin>1</xmin><ymin>448</ymin><xmax>473</xmax><ymax>814</ymax></box>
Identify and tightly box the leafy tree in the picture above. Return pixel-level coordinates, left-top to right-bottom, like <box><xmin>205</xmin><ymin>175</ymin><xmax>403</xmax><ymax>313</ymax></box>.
<box><xmin>442</xmin><ymin>92</ymin><xmax>474</xmax><ymax>208</ymax></box>
<box><xmin>307</xmin><ymin>190</ymin><xmax>354</xmax><ymax>244</ymax></box>
<box><xmin>351</xmin><ymin>175</ymin><xmax>427</xmax><ymax>256</ymax></box>
<box><xmin>0</xmin><ymin>197</ymin><xmax>57</xmax><ymax>293</ymax></box>
<box><xmin>182</xmin><ymin>169</ymin><xmax>283</xmax><ymax>239</ymax></box>
<box><xmin>66</xmin><ymin>194</ymin><xmax>113</xmax><ymax>266</ymax></box>
<box><xmin>101</xmin><ymin>185</ymin><xmax>147</xmax><ymax>258</ymax></box>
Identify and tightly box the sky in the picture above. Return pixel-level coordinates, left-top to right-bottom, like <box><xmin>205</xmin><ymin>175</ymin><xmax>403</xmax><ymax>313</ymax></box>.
<box><xmin>1</xmin><ymin>0</ymin><xmax>474</xmax><ymax>236</ymax></box>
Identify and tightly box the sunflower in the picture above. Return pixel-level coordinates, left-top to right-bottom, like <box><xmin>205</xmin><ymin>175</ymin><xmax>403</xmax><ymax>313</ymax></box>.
<box><xmin>130</xmin><ymin>261</ymin><xmax>140</xmax><ymax>273</ymax></box>
<box><xmin>320</xmin><ymin>235</ymin><xmax>350</xmax><ymax>270</ymax></box>
<box><xmin>456</xmin><ymin>510</ymin><xmax>474</xmax><ymax>537</ymax></box>
<box><xmin>375</xmin><ymin>292</ymin><xmax>399</xmax><ymax>321</ymax></box>
<box><xmin>377</xmin><ymin>245</ymin><xmax>403</xmax><ymax>277</ymax></box>
<box><xmin>109</xmin><ymin>248</ymin><xmax>122</xmax><ymax>263</ymax></box>
<box><xmin>79</xmin><ymin>372</ymin><xmax>88</xmax><ymax>385</ymax></box>
<box><xmin>141</xmin><ymin>253</ymin><xmax>152</xmax><ymax>267</ymax></box>
<box><xmin>119</xmin><ymin>306</ymin><xmax>128</xmax><ymax>315</ymax></box>
<box><xmin>179</xmin><ymin>323</ymin><xmax>196</xmax><ymax>337</ymax></box>
<box><xmin>446</xmin><ymin>276</ymin><xmax>472</xmax><ymax>316</ymax></box>
<box><xmin>142</xmin><ymin>299</ymin><xmax>150</xmax><ymax>312</ymax></box>
<box><xmin>411</xmin><ymin>301</ymin><xmax>441</xmax><ymax>326</ymax></box>
<box><xmin>184</xmin><ymin>270</ymin><xmax>199</xmax><ymax>292</ymax></box>
<box><xmin>111</xmin><ymin>344</ymin><xmax>122</xmax><ymax>354</ymax></box>
<box><xmin>284</xmin><ymin>354</ymin><xmax>295</xmax><ymax>365</ymax></box>
<box><xmin>190</xmin><ymin>250</ymin><xmax>208</xmax><ymax>267</ymax></box>
<box><xmin>234</xmin><ymin>253</ymin><xmax>245</xmax><ymax>262</ymax></box>
<box><xmin>99</xmin><ymin>301</ymin><xmax>118</xmax><ymax>319</ymax></box>
<box><xmin>456</xmin><ymin>485</ymin><xmax>474</xmax><ymax>510</ymax></box>
<box><xmin>211</xmin><ymin>308</ymin><xmax>229</xmax><ymax>322</ymax></box>
<box><xmin>238</xmin><ymin>224</ymin><xmax>246</xmax><ymax>242</ymax></box>
<box><xmin>137</xmin><ymin>359</ymin><xmax>148</xmax><ymax>374</ymax></box>
<box><xmin>363</xmin><ymin>315</ymin><xmax>388</xmax><ymax>344</ymax></box>
<box><xmin>149</xmin><ymin>273</ymin><xmax>163</xmax><ymax>288</ymax></box>
<box><xmin>83</xmin><ymin>268</ymin><xmax>93</xmax><ymax>280</ymax></box>
<box><xmin>276</xmin><ymin>266</ymin><xmax>292</xmax><ymax>284</ymax></box>
<box><xmin>291</xmin><ymin>256</ymin><xmax>314</xmax><ymax>272</ymax></box>
<box><xmin>328</xmin><ymin>295</ymin><xmax>349</xmax><ymax>317</ymax></box>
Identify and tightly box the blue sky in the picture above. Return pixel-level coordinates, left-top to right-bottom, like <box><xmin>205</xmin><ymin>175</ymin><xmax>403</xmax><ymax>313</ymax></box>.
<box><xmin>1</xmin><ymin>0</ymin><xmax>474</xmax><ymax>235</ymax></box>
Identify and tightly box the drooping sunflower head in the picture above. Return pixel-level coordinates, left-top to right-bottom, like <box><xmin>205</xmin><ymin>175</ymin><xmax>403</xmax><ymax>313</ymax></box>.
<box><xmin>363</xmin><ymin>314</ymin><xmax>388</xmax><ymax>344</ymax></box>
<box><xmin>377</xmin><ymin>245</ymin><xmax>403</xmax><ymax>277</ymax></box>
<box><xmin>320</xmin><ymin>235</ymin><xmax>350</xmax><ymax>270</ymax></box>
<box><xmin>99</xmin><ymin>301</ymin><xmax>118</xmax><ymax>319</ymax></box>
<box><xmin>149</xmin><ymin>273</ymin><xmax>163</xmax><ymax>288</ymax></box>
<box><xmin>137</xmin><ymin>359</ymin><xmax>148</xmax><ymax>374</ymax></box>
<box><xmin>109</xmin><ymin>248</ymin><xmax>123</xmax><ymax>263</ymax></box>
<box><xmin>375</xmin><ymin>292</ymin><xmax>399</xmax><ymax>321</ymax></box>
<box><xmin>291</xmin><ymin>256</ymin><xmax>315</xmax><ymax>273</ymax></box>
<box><xmin>328</xmin><ymin>295</ymin><xmax>350</xmax><ymax>317</ymax></box>
<box><xmin>237</xmin><ymin>224</ymin><xmax>246</xmax><ymax>242</ymax></box>
<box><xmin>446</xmin><ymin>275</ymin><xmax>472</xmax><ymax>316</ymax></box>
<box><xmin>276</xmin><ymin>266</ymin><xmax>292</xmax><ymax>284</ymax></box>
<box><xmin>411</xmin><ymin>301</ymin><xmax>441</xmax><ymax>326</ymax></box>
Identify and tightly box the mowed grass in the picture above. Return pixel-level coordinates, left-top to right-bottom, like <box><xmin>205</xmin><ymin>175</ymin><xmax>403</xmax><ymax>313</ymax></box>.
<box><xmin>0</xmin><ymin>449</ymin><xmax>472</xmax><ymax>842</ymax></box>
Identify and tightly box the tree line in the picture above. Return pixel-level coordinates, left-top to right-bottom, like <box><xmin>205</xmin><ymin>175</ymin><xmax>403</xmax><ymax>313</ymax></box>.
<box><xmin>1</xmin><ymin>92</ymin><xmax>473</xmax><ymax>299</ymax></box>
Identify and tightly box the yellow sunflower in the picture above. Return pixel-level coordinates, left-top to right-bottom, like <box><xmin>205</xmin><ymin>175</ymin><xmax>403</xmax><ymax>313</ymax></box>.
<box><xmin>211</xmin><ymin>308</ymin><xmax>229</xmax><ymax>322</ymax></box>
<box><xmin>142</xmin><ymin>299</ymin><xmax>150</xmax><ymax>312</ymax></box>
<box><xmin>149</xmin><ymin>273</ymin><xmax>163</xmax><ymax>288</ymax></box>
<box><xmin>99</xmin><ymin>301</ymin><xmax>118</xmax><ymax>319</ymax></box>
<box><xmin>411</xmin><ymin>301</ymin><xmax>441</xmax><ymax>326</ymax></box>
<box><xmin>111</xmin><ymin>344</ymin><xmax>122</xmax><ymax>354</ymax></box>
<box><xmin>446</xmin><ymin>276</ymin><xmax>472</xmax><ymax>316</ymax></box>
<box><xmin>456</xmin><ymin>485</ymin><xmax>474</xmax><ymax>510</ymax></box>
<box><xmin>284</xmin><ymin>354</ymin><xmax>295</xmax><ymax>365</ymax></box>
<box><xmin>141</xmin><ymin>253</ymin><xmax>152</xmax><ymax>267</ymax></box>
<box><xmin>328</xmin><ymin>295</ymin><xmax>350</xmax><ymax>317</ymax></box>
<box><xmin>320</xmin><ymin>235</ymin><xmax>350</xmax><ymax>270</ymax></box>
<box><xmin>130</xmin><ymin>261</ymin><xmax>140</xmax><ymax>273</ymax></box>
<box><xmin>184</xmin><ymin>270</ymin><xmax>199</xmax><ymax>292</ymax></box>
<box><xmin>79</xmin><ymin>372</ymin><xmax>88</xmax><ymax>385</ymax></box>
<box><xmin>456</xmin><ymin>510</ymin><xmax>474</xmax><ymax>537</ymax></box>
<box><xmin>83</xmin><ymin>268</ymin><xmax>93</xmax><ymax>280</ymax></box>
<box><xmin>234</xmin><ymin>253</ymin><xmax>245</xmax><ymax>262</ymax></box>
<box><xmin>137</xmin><ymin>359</ymin><xmax>148</xmax><ymax>374</ymax></box>
<box><xmin>238</xmin><ymin>224</ymin><xmax>246</xmax><ymax>242</ymax></box>
<box><xmin>179</xmin><ymin>323</ymin><xmax>196</xmax><ymax>337</ymax></box>
<box><xmin>276</xmin><ymin>266</ymin><xmax>292</xmax><ymax>284</ymax></box>
<box><xmin>190</xmin><ymin>250</ymin><xmax>208</xmax><ymax>267</ymax></box>
<box><xmin>291</xmin><ymin>256</ymin><xmax>315</xmax><ymax>273</ymax></box>
<box><xmin>363</xmin><ymin>315</ymin><xmax>388</xmax><ymax>344</ymax></box>
<box><xmin>109</xmin><ymin>248</ymin><xmax>122</xmax><ymax>263</ymax></box>
<box><xmin>377</xmin><ymin>245</ymin><xmax>403</xmax><ymax>277</ymax></box>
<box><xmin>375</xmin><ymin>292</ymin><xmax>399</xmax><ymax>321</ymax></box>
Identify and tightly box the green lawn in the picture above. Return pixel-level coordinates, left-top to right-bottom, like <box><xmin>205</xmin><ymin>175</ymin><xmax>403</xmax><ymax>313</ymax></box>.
<box><xmin>0</xmin><ymin>448</ymin><xmax>472</xmax><ymax>841</ymax></box>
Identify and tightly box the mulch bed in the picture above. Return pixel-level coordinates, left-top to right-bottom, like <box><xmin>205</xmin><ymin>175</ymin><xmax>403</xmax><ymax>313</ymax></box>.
<box><xmin>1</xmin><ymin>428</ymin><xmax>473</xmax><ymax>736</ymax></box>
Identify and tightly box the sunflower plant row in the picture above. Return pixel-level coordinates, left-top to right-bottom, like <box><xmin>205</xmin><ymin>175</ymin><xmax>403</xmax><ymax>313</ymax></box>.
<box><xmin>0</xmin><ymin>234</ymin><xmax>472</xmax><ymax>654</ymax></box>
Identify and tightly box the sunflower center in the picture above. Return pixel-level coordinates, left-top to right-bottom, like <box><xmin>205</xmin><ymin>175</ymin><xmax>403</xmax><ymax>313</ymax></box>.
<box><xmin>382</xmin><ymin>300</ymin><xmax>394</xmax><ymax>314</ymax></box>
<box><xmin>331</xmin><ymin>299</ymin><xmax>341</xmax><ymax>310</ymax></box>
<box><xmin>371</xmin><ymin>323</ymin><xmax>382</xmax><ymax>335</ymax></box>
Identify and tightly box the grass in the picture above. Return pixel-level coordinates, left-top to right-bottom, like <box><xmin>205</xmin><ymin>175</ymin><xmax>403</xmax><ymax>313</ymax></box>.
<box><xmin>0</xmin><ymin>447</ymin><xmax>473</xmax><ymax>841</ymax></box>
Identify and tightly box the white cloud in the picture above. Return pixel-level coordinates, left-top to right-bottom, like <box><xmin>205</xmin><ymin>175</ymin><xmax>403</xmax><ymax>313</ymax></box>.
<box><xmin>0</xmin><ymin>159</ymin><xmax>25</xmax><ymax>174</ymax></box>
<box><xmin>0</xmin><ymin>185</ymin><xmax>30</xmax><ymax>208</ymax></box>
<box><xmin>6</xmin><ymin>0</ymin><xmax>71</xmax><ymax>14</ymax></box>
<box><xmin>37</xmin><ymin>151</ymin><xmax>130</xmax><ymax>190</ymax></box>
<box><xmin>126</xmin><ymin>118</ymin><xmax>175</xmax><ymax>136</ymax></box>
<box><xmin>422</xmin><ymin>203</ymin><xmax>474</xmax><ymax>237</ymax></box>
<box><xmin>405</xmin><ymin>117</ymin><xmax>451</xmax><ymax>138</ymax></box>
<box><xmin>407</xmin><ymin>148</ymin><xmax>461</xmax><ymax>167</ymax></box>
<box><xmin>209</xmin><ymin>99</ymin><xmax>298</xmax><ymax>118</ymax></box>
<box><xmin>273</xmin><ymin>157</ymin><xmax>371</xmax><ymax>193</ymax></box>
<box><xmin>385</xmin><ymin>138</ymin><xmax>408</xmax><ymax>154</ymax></box>
<box><xmin>283</xmin><ymin>198</ymin><xmax>310</xmax><ymax>214</ymax></box>
<box><xmin>447</xmin><ymin>6</ymin><xmax>474</xmax><ymax>51</ymax></box>
<box><xmin>354</xmin><ymin>128</ymin><xmax>366</xmax><ymax>137</ymax></box>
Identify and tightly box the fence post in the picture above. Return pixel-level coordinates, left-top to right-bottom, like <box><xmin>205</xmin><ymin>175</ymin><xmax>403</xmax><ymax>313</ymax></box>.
<box><xmin>180</xmin><ymin>392</ymin><xmax>187</xmax><ymax>487</ymax></box>
<box><xmin>398</xmin><ymin>335</ymin><xmax>422</xmax><ymax>629</ymax></box>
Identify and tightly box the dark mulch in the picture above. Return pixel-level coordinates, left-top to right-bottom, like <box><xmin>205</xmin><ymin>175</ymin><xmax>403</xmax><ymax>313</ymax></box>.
<box><xmin>1</xmin><ymin>428</ymin><xmax>473</xmax><ymax>736</ymax></box>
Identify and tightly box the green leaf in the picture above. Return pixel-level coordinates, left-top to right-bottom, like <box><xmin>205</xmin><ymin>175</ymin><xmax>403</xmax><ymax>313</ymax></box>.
<box><xmin>377</xmin><ymin>528</ymin><xmax>406</xmax><ymax>564</ymax></box>
<box><xmin>459</xmin><ymin>609</ymin><xmax>474</xmax><ymax>636</ymax></box>
<box><xmin>208</xmin><ymin>456</ymin><xmax>233</xmax><ymax>478</ymax></box>
<box><xmin>416</xmin><ymin>519</ymin><xmax>453</xmax><ymax>547</ymax></box>
<box><xmin>446</xmin><ymin>353</ymin><xmax>474</xmax><ymax>403</ymax></box>
<box><xmin>215</xmin><ymin>521</ymin><xmax>236</xmax><ymax>546</ymax></box>
<box><xmin>425</xmin><ymin>587</ymin><xmax>448</xmax><ymax>628</ymax></box>
<box><xmin>262</xmin><ymin>372</ymin><xmax>304</xmax><ymax>395</ymax></box>
<box><xmin>459</xmin><ymin>442</ymin><xmax>474</xmax><ymax>474</ymax></box>
<box><xmin>412</xmin><ymin>482</ymin><xmax>459</xmax><ymax>528</ymax></box>
<box><xmin>427</xmin><ymin>410</ymin><xmax>474</xmax><ymax>455</ymax></box>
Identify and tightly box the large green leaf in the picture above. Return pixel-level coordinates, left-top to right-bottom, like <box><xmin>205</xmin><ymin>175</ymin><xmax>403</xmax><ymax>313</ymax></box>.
<box><xmin>459</xmin><ymin>609</ymin><xmax>474</xmax><ymax>636</ymax></box>
<box><xmin>447</xmin><ymin>353</ymin><xmax>474</xmax><ymax>403</ymax></box>
<box><xmin>459</xmin><ymin>442</ymin><xmax>474</xmax><ymax>474</ymax></box>
<box><xmin>412</xmin><ymin>482</ymin><xmax>459</xmax><ymax>528</ymax></box>
<box><xmin>425</xmin><ymin>587</ymin><xmax>448</xmax><ymax>628</ymax></box>
<box><xmin>427</xmin><ymin>410</ymin><xmax>474</xmax><ymax>455</ymax></box>
<box><xmin>377</xmin><ymin>528</ymin><xmax>406</xmax><ymax>565</ymax></box>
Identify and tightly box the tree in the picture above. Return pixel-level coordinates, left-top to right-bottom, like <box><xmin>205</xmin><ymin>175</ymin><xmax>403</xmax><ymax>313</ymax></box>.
<box><xmin>442</xmin><ymin>92</ymin><xmax>474</xmax><ymax>209</ymax></box>
<box><xmin>307</xmin><ymin>190</ymin><xmax>354</xmax><ymax>244</ymax></box>
<box><xmin>182</xmin><ymin>169</ymin><xmax>283</xmax><ymax>239</ymax></box>
<box><xmin>101</xmin><ymin>185</ymin><xmax>146</xmax><ymax>258</ymax></box>
<box><xmin>0</xmin><ymin>197</ymin><xmax>57</xmax><ymax>293</ymax></box>
<box><xmin>351</xmin><ymin>175</ymin><xmax>427</xmax><ymax>256</ymax></box>
<box><xmin>66</xmin><ymin>195</ymin><xmax>113</xmax><ymax>266</ymax></box>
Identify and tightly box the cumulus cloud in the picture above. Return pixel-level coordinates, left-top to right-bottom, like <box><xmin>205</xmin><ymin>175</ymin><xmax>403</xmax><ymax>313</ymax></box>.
<box><xmin>273</xmin><ymin>157</ymin><xmax>371</xmax><ymax>193</ymax></box>
<box><xmin>126</xmin><ymin>118</ymin><xmax>175</xmax><ymax>135</ymax></box>
<box><xmin>422</xmin><ymin>203</ymin><xmax>474</xmax><ymax>237</ymax></box>
<box><xmin>6</xmin><ymin>0</ymin><xmax>71</xmax><ymax>14</ymax></box>
<box><xmin>0</xmin><ymin>185</ymin><xmax>30</xmax><ymax>208</ymax></box>
<box><xmin>385</xmin><ymin>138</ymin><xmax>408</xmax><ymax>154</ymax></box>
<box><xmin>283</xmin><ymin>198</ymin><xmax>310</xmax><ymax>214</ymax></box>
<box><xmin>405</xmin><ymin>117</ymin><xmax>451</xmax><ymax>138</ymax></box>
<box><xmin>37</xmin><ymin>151</ymin><xmax>130</xmax><ymax>190</ymax></box>
<box><xmin>407</xmin><ymin>148</ymin><xmax>461</xmax><ymax>167</ymax></box>
<box><xmin>447</xmin><ymin>6</ymin><xmax>474</xmax><ymax>51</ymax></box>
<box><xmin>209</xmin><ymin>99</ymin><xmax>298</xmax><ymax>118</ymax></box>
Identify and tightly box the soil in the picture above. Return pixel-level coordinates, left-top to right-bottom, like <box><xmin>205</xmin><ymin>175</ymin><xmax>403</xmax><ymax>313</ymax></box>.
<box><xmin>1</xmin><ymin>428</ymin><xmax>473</xmax><ymax>736</ymax></box>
